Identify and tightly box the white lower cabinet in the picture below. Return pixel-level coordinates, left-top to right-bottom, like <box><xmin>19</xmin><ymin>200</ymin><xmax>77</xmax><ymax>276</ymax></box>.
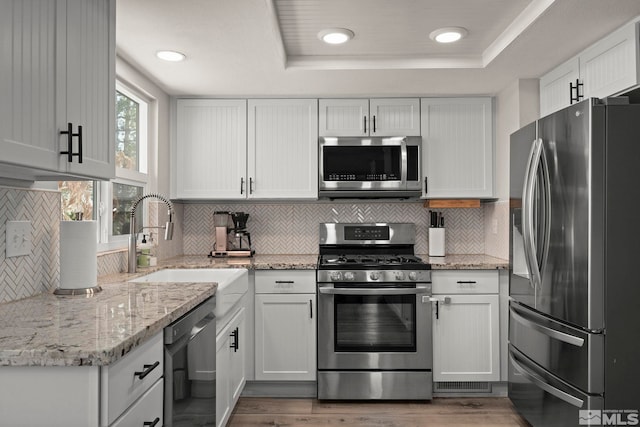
<box><xmin>0</xmin><ymin>332</ymin><xmax>163</xmax><ymax>427</ymax></box>
<box><xmin>431</xmin><ymin>271</ymin><xmax>500</xmax><ymax>382</ymax></box>
<box><xmin>216</xmin><ymin>307</ymin><xmax>246</xmax><ymax>427</ymax></box>
<box><xmin>254</xmin><ymin>270</ymin><xmax>316</xmax><ymax>381</ymax></box>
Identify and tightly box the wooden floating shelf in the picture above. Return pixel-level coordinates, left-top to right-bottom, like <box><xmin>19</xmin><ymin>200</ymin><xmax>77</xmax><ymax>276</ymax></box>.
<box><xmin>423</xmin><ymin>199</ymin><xmax>481</xmax><ymax>208</ymax></box>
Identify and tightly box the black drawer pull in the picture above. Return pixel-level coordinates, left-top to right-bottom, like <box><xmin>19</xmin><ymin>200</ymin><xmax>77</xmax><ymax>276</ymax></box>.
<box><xmin>275</xmin><ymin>280</ymin><xmax>294</xmax><ymax>284</ymax></box>
<box><xmin>143</xmin><ymin>417</ymin><xmax>160</xmax><ymax>427</ymax></box>
<box><xmin>456</xmin><ymin>281</ymin><xmax>477</xmax><ymax>284</ymax></box>
<box><xmin>230</xmin><ymin>327</ymin><xmax>239</xmax><ymax>352</ymax></box>
<box><xmin>134</xmin><ymin>361</ymin><xmax>160</xmax><ymax>380</ymax></box>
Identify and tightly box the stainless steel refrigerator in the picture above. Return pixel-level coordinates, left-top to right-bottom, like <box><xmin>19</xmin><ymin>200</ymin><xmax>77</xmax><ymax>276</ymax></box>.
<box><xmin>509</xmin><ymin>97</ymin><xmax>640</xmax><ymax>427</ymax></box>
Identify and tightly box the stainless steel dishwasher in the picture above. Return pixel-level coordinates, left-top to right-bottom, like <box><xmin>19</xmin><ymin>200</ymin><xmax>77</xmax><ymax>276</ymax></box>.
<box><xmin>164</xmin><ymin>296</ymin><xmax>216</xmax><ymax>427</ymax></box>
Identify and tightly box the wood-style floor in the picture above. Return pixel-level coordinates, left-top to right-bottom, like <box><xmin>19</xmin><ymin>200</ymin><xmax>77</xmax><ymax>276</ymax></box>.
<box><xmin>228</xmin><ymin>397</ymin><xmax>531</xmax><ymax>426</ymax></box>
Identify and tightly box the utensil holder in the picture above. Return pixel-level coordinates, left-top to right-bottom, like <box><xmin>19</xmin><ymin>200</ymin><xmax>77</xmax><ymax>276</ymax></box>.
<box><xmin>429</xmin><ymin>227</ymin><xmax>445</xmax><ymax>257</ymax></box>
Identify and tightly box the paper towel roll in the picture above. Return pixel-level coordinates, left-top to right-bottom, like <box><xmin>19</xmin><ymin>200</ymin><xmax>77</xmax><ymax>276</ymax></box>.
<box><xmin>59</xmin><ymin>221</ymin><xmax>98</xmax><ymax>290</ymax></box>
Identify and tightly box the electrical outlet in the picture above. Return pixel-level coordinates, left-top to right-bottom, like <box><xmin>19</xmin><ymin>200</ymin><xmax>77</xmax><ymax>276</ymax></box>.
<box><xmin>6</xmin><ymin>220</ymin><xmax>32</xmax><ymax>257</ymax></box>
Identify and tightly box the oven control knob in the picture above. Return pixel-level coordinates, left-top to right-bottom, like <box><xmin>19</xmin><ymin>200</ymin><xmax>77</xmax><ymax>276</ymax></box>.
<box><xmin>369</xmin><ymin>272</ymin><xmax>380</xmax><ymax>281</ymax></box>
<box><xmin>344</xmin><ymin>272</ymin><xmax>355</xmax><ymax>281</ymax></box>
<box><xmin>408</xmin><ymin>272</ymin><xmax>418</xmax><ymax>281</ymax></box>
<box><xmin>330</xmin><ymin>271</ymin><xmax>343</xmax><ymax>281</ymax></box>
<box><xmin>395</xmin><ymin>271</ymin><xmax>406</xmax><ymax>280</ymax></box>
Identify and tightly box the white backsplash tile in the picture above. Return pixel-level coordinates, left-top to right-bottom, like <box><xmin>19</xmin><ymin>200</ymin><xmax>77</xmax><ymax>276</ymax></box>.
<box><xmin>0</xmin><ymin>187</ymin><xmax>60</xmax><ymax>303</ymax></box>
<box><xmin>182</xmin><ymin>201</ymin><xmax>485</xmax><ymax>256</ymax></box>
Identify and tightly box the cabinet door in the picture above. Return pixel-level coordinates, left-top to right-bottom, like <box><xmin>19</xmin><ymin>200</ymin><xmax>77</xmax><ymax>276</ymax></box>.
<box><xmin>255</xmin><ymin>294</ymin><xmax>316</xmax><ymax>381</ymax></box>
<box><xmin>318</xmin><ymin>99</ymin><xmax>369</xmax><ymax>136</ymax></box>
<box><xmin>421</xmin><ymin>97</ymin><xmax>494</xmax><ymax>198</ymax></box>
<box><xmin>230</xmin><ymin>308</ymin><xmax>246</xmax><ymax>403</ymax></box>
<box><xmin>0</xmin><ymin>1</ymin><xmax>59</xmax><ymax>172</ymax></box>
<box><xmin>432</xmin><ymin>294</ymin><xmax>500</xmax><ymax>382</ymax></box>
<box><xmin>247</xmin><ymin>99</ymin><xmax>318</xmax><ymax>199</ymax></box>
<box><xmin>216</xmin><ymin>328</ymin><xmax>232</xmax><ymax>427</ymax></box>
<box><xmin>58</xmin><ymin>0</ymin><xmax>115</xmax><ymax>180</ymax></box>
<box><xmin>370</xmin><ymin>98</ymin><xmax>420</xmax><ymax>136</ymax></box>
<box><xmin>539</xmin><ymin>57</ymin><xmax>580</xmax><ymax>117</ymax></box>
<box><xmin>580</xmin><ymin>21</ymin><xmax>639</xmax><ymax>101</ymax></box>
<box><xmin>174</xmin><ymin>99</ymin><xmax>247</xmax><ymax>199</ymax></box>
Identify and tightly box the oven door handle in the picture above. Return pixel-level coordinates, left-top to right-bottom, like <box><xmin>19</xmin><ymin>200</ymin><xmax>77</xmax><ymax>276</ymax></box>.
<box><xmin>318</xmin><ymin>285</ymin><xmax>430</xmax><ymax>295</ymax></box>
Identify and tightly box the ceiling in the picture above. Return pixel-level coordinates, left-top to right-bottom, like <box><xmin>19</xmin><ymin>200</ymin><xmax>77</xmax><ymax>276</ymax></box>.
<box><xmin>115</xmin><ymin>0</ymin><xmax>640</xmax><ymax>97</ymax></box>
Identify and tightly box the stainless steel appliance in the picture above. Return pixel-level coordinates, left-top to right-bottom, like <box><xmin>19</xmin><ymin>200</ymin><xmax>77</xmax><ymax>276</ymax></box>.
<box><xmin>509</xmin><ymin>97</ymin><xmax>640</xmax><ymax>426</ymax></box>
<box><xmin>319</xmin><ymin>136</ymin><xmax>422</xmax><ymax>198</ymax></box>
<box><xmin>210</xmin><ymin>211</ymin><xmax>254</xmax><ymax>257</ymax></box>
<box><xmin>317</xmin><ymin>223</ymin><xmax>433</xmax><ymax>400</ymax></box>
<box><xmin>164</xmin><ymin>297</ymin><xmax>216</xmax><ymax>427</ymax></box>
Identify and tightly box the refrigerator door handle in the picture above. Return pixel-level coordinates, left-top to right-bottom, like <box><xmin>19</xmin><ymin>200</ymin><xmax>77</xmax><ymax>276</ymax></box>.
<box><xmin>522</xmin><ymin>138</ymin><xmax>543</xmax><ymax>290</ymax></box>
<box><xmin>509</xmin><ymin>349</ymin><xmax>584</xmax><ymax>408</ymax></box>
<box><xmin>510</xmin><ymin>305</ymin><xmax>585</xmax><ymax>347</ymax></box>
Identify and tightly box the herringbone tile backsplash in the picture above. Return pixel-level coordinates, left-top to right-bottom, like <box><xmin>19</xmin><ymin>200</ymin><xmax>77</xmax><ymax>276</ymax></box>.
<box><xmin>183</xmin><ymin>201</ymin><xmax>485</xmax><ymax>256</ymax></box>
<box><xmin>0</xmin><ymin>187</ymin><xmax>60</xmax><ymax>303</ymax></box>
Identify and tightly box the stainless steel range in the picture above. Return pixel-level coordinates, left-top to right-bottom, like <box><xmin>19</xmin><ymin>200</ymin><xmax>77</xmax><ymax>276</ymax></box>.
<box><xmin>316</xmin><ymin>223</ymin><xmax>433</xmax><ymax>400</ymax></box>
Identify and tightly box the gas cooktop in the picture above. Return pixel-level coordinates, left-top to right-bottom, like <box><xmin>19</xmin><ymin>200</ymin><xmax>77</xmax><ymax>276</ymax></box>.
<box><xmin>318</xmin><ymin>254</ymin><xmax>430</xmax><ymax>270</ymax></box>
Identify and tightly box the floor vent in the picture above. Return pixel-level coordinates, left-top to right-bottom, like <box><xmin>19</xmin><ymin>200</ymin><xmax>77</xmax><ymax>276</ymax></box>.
<box><xmin>434</xmin><ymin>381</ymin><xmax>492</xmax><ymax>393</ymax></box>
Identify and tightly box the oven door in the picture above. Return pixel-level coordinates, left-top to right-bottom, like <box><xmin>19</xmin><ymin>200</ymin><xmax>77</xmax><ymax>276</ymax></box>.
<box><xmin>317</xmin><ymin>283</ymin><xmax>432</xmax><ymax>370</ymax></box>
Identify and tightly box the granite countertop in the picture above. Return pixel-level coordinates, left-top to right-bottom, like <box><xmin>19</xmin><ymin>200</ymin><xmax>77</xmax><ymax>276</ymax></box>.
<box><xmin>0</xmin><ymin>252</ymin><xmax>506</xmax><ymax>367</ymax></box>
<box><xmin>421</xmin><ymin>254</ymin><xmax>509</xmax><ymax>270</ymax></box>
<box><xmin>0</xmin><ymin>281</ymin><xmax>216</xmax><ymax>367</ymax></box>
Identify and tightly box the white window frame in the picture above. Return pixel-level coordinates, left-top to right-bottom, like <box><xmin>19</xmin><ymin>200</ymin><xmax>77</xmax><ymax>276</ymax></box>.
<box><xmin>96</xmin><ymin>82</ymin><xmax>150</xmax><ymax>252</ymax></box>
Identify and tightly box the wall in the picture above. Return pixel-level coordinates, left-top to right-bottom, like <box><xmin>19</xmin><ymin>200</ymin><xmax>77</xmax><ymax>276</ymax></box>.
<box><xmin>183</xmin><ymin>201</ymin><xmax>488</xmax><ymax>256</ymax></box>
<box><xmin>483</xmin><ymin>79</ymin><xmax>539</xmax><ymax>260</ymax></box>
<box><xmin>0</xmin><ymin>187</ymin><xmax>60</xmax><ymax>303</ymax></box>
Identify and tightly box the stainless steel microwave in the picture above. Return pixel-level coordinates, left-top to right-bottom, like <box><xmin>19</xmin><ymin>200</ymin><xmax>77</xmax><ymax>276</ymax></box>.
<box><xmin>319</xmin><ymin>136</ymin><xmax>422</xmax><ymax>198</ymax></box>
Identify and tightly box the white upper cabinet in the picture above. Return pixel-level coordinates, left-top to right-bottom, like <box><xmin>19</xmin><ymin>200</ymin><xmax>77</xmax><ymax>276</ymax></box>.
<box><xmin>59</xmin><ymin>0</ymin><xmax>115</xmax><ymax>180</ymax></box>
<box><xmin>173</xmin><ymin>99</ymin><xmax>248</xmax><ymax>199</ymax></box>
<box><xmin>421</xmin><ymin>97</ymin><xmax>494</xmax><ymax>199</ymax></box>
<box><xmin>540</xmin><ymin>20</ymin><xmax>639</xmax><ymax>117</ymax></box>
<box><xmin>319</xmin><ymin>98</ymin><xmax>420</xmax><ymax>137</ymax></box>
<box><xmin>173</xmin><ymin>98</ymin><xmax>318</xmax><ymax>200</ymax></box>
<box><xmin>247</xmin><ymin>99</ymin><xmax>318</xmax><ymax>199</ymax></box>
<box><xmin>0</xmin><ymin>0</ymin><xmax>115</xmax><ymax>181</ymax></box>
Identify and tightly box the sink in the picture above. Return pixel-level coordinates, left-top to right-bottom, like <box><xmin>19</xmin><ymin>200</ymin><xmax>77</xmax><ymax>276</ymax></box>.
<box><xmin>131</xmin><ymin>268</ymin><xmax>248</xmax><ymax>322</ymax></box>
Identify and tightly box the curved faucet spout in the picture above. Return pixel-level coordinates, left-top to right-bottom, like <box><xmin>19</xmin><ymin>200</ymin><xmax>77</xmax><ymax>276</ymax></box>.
<box><xmin>128</xmin><ymin>193</ymin><xmax>175</xmax><ymax>273</ymax></box>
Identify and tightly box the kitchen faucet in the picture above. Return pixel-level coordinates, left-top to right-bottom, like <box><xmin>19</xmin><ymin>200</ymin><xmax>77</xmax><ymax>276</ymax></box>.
<box><xmin>128</xmin><ymin>193</ymin><xmax>174</xmax><ymax>273</ymax></box>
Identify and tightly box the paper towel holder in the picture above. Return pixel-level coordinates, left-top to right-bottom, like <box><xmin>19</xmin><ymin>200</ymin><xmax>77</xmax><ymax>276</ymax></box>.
<box><xmin>54</xmin><ymin>220</ymin><xmax>102</xmax><ymax>296</ymax></box>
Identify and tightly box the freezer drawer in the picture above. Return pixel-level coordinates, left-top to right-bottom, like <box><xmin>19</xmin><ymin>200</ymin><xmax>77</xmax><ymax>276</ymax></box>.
<box><xmin>509</xmin><ymin>345</ymin><xmax>603</xmax><ymax>427</ymax></box>
<box><xmin>509</xmin><ymin>301</ymin><xmax>604</xmax><ymax>394</ymax></box>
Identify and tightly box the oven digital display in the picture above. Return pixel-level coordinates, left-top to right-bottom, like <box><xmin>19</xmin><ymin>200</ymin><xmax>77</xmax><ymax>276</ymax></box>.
<box><xmin>344</xmin><ymin>226</ymin><xmax>390</xmax><ymax>240</ymax></box>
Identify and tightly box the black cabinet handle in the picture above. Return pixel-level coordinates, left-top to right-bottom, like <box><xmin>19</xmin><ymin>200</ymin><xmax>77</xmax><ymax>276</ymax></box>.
<box><xmin>363</xmin><ymin>116</ymin><xmax>367</xmax><ymax>134</ymax></box>
<box><xmin>435</xmin><ymin>300</ymin><xmax>439</xmax><ymax>320</ymax></box>
<box><xmin>249</xmin><ymin>177</ymin><xmax>254</xmax><ymax>194</ymax></box>
<box><xmin>372</xmin><ymin>115</ymin><xmax>376</xmax><ymax>133</ymax></box>
<box><xmin>134</xmin><ymin>361</ymin><xmax>160</xmax><ymax>380</ymax></box>
<box><xmin>275</xmin><ymin>280</ymin><xmax>294</xmax><ymax>284</ymax></box>
<box><xmin>569</xmin><ymin>79</ymin><xmax>583</xmax><ymax>104</ymax></box>
<box><xmin>59</xmin><ymin>122</ymin><xmax>83</xmax><ymax>163</ymax></box>
<box><xmin>143</xmin><ymin>418</ymin><xmax>160</xmax><ymax>427</ymax></box>
<box><xmin>230</xmin><ymin>327</ymin><xmax>239</xmax><ymax>352</ymax></box>
<box><xmin>309</xmin><ymin>299</ymin><xmax>313</xmax><ymax>319</ymax></box>
<box><xmin>240</xmin><ymin>177</ymin><xmax>244</xmax><ymax>194</ymax></box>
<box><xmin>456</xmin><ymin>281</ymin><xmax>477</xmax><ymax>284</ymax></box>
<box><xmin>424</xmin><ymin>177</ymin><xmax>428</xmax><ymax>194</ymax></box>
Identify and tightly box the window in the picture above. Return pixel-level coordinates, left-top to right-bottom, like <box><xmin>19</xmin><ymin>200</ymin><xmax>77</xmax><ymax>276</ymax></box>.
<box><xmin>59</xmin><ymin>82</ymin><xmax>150</xmax><ymax>250</ymax></box>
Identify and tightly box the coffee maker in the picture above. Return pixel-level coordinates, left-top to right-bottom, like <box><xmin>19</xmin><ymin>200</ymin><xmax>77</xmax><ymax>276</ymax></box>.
<box><xmin>210</xmin><ymin>211</ymin><xmax>254</xmax><ymax>257</ymax></box>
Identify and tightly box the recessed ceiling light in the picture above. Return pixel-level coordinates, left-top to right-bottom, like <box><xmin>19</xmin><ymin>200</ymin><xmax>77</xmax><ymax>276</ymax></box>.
<box><xmin>156</xmin><ymin>50</ymin><xmax>186</xmax><ymax>62</ymax></box>
<box><xmin>317</xmin><ymin>28</ymin><xmax>355</xmax><ymax>45</ymax></box>
<box><xmin>429</xmin><ymin>27</ymin><xmax>468</xmax><ymax>43</ymax></box>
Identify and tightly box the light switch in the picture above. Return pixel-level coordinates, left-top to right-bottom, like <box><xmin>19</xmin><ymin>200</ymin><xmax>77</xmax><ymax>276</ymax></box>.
<box><xmin>6</xmin><ymin>220</ymin><xmax>32</xmax><ymax>257</ymax></box>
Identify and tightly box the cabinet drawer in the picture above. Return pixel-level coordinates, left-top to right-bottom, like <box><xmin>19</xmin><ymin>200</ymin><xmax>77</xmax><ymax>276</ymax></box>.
<box><xmin>101</xmin><ymin>333</ymin><xmax>163</xmax><ymax>425</ymax></box>
<box><xmin>432</xmin><ymin>270</ymin><xmax>498</xmax><ymax>294</ymax></box>
<box><xmin>255</xmin><ymin>270</ymin><xmax>316</xmax><ymax>293</ymax></box>
<box><xmin>110</xmin><ymin>378</ymin><xmax>163</xmax><ymax>427</ymax></box>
